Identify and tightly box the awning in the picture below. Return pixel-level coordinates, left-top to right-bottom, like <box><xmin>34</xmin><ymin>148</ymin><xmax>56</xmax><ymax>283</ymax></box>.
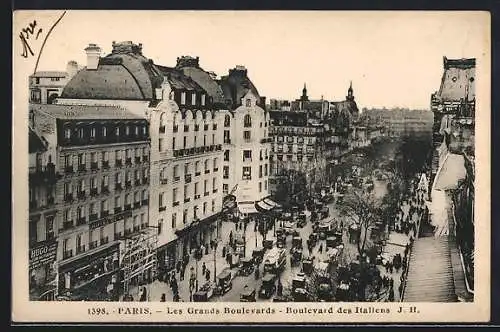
<box><xmin>256</xmin><ymin>200</ymin><xmax>273</xmax><ymax>212</ymax></box>
<box><xmin>433</xmin><ymin>153</ymin><xmax>466</xmax><ymax>191</ymax></box>
<box><xmin>264</xmin><ymin>198</ymin><xmax>281</xmax><ymax>208</ymax></box>
<box><xmin>175</xmin><ymin>212</ymin><xmax>220</xmax><ymax>237</ymax></box>
<box><xmin>238</xmin><ymin>203</ymin><xmax>259</xmax><ymax>215</ymax></box>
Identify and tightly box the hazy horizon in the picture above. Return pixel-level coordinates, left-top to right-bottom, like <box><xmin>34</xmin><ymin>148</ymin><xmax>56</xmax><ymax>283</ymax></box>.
<box><xmin>25</xmin><ymin>11</ymin><xmax>488</xmax><ymax>109</ymax></box>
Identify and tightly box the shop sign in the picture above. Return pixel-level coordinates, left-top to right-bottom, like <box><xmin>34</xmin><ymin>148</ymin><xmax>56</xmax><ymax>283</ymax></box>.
<box><xmin>89</xmin><ymin>210</ymin><xmax>132</xmax><ymax>230</ymax></box>
<box><xmin>222</xmin><ymin>194</ymin><xmax>236</xmax><ymax>212</ymax></box>
<box><xmin>29</xmin><ymin>240</ymin><xmax>58</xmax><ymax>270</ymax></box>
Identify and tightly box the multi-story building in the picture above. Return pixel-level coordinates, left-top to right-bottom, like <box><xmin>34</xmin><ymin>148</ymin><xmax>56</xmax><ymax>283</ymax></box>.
<box><xmin>53</xmin><ymin>41</ymin><xmax>271</xmax><ymax>279</ymax></box>
<box><xmin>28</xmin><ymin>126</ymin><xmax>58</xmax><ymax>300</ymax></box>
<box><xmin>359</xmin><ymin>108</ymin><xmax>433</xmax><ymax>139</ymax></box>
<box><xmin>29</xmin><ymin>61</ymin><xmax>80</xmax><ymax>104</ymax></box>
<box><xmin>29</xmin><ymin>103</ymin><xmax>152</xmax><ymax>300</ymax></box>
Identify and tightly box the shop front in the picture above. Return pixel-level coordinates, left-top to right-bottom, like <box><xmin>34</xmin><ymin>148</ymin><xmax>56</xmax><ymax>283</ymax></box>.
<box><xmin>29</xmin><ymin>239</ymin><xmax>58</xmax><ymax>301</ymax></box>
<box><xmin>175</xmin><ymin>212</ymin><xmax>221</xmax><ymax>258</ymax></box>
<box><xmin>157</xmin><ymin>241</ymin><xmax>177</xmax><ymax>277</ymax></box>
<box><xmin>57</xmin><ymin>242</ymin><xmax>120</xmax><ymax>301</ymax></box>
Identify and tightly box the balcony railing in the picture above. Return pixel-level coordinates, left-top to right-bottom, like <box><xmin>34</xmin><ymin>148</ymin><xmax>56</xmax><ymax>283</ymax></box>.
<box><xmin>204</xmin><ymin>192</ymin><xmax>209</xmax><ymax>196</ymax></box>
<box><xmin>102</xmin><ymin>161</ymin><xmax>110</xmax><ymax>169</ymax></box>
<box><xmin>125</xmin><ymin>181</ymin><xmax>132</xmax><ymax>188</ymax></box>
<box><xmin>91</xmin><ymin>162</ymin><xmax>99</xmax><ymax>170</ymax></box>
<box><xmin>224</xmin><ymin>139</ymin><xmax>231</xmax><ymax>144</ymax></box>
<box><xmin>173</xmin><ymin>125</ymin><xmax>178</xmax><ymax>133</ymax></box>
<box><xmin>173</xmin><ymin>201</ymin><xmax>179</xmax><ymax>207</ymax></box>
<box><xmin>135</xmin><ymin>179</ymin><xmax>142</xmax><ymax>186</ymax></box>
<box><xmin>159</xmin><ymin>206</ymin><xmax>166</xmax><ymax>212</ymax></box>
<box><xmin>116</xmin><ymin>159</ymin><xmax>123</xmax><ymax>167</ymax></box>
<box><xmin>77</xmin><ymin>191</ymin><xmax>86</xmax><ymax>199</ymax></box>
<box><xmin>125</xmin><ymin>158</ymin><xmax>132</xmax><ymax>165</ymax></box>
<box><xmin>205</xmin><ymin>169</ymin><xmax>210</xmax><ymax>174</ymax></box>
<box><xmin>174</xmin><ymin>176</ymin><xmax>180</xmax><ymax>182</ymax></box>
<box><xmin>204</xmin><ymin>124</ymin><xmax>209</xmax><ymax>131</ymax></box>
<box><xmin>76</xmin><ymin>245</ymin><xmax>86</xmax><ymax>255</ymax></box>
<box><xmin>62</xmin><ymin>221</ymin><xmax>73</xmax><ymax>230</ymax></box>
<box><xmin>142</xmin><ymin>199</ymin><xmax>149</xmax><ymax>205</ymax></box>
<box><xmin>78</xmin><ymin>164</ymin><xmax>86</xmax><ymax>172</ymax></box>
<box><xmin>64</xmin><ymin>194</ymin><xmax>73</xmax><ymax>202</ymax></box>
<box><xmin>185</xmin><ymin>174</ymin><xmax>192</xmax><ymax>183</ymax></box>
<box><xmin>194</xmin><ymin>194</ymin><xmax>200</xmax><ymax>200</ymax></box>
<box><xmin>100</xmin><ymin>237</ymin><xmax>109</xmax><ymax>245</ymax></box>
<box><xmin>135</xmin><ymin>156</ymin><xmax>141</xmax><ymax>164</ymax></box>
<box><xmin>101</xmin><ymin>210</ymin><xmax>109</xmax><ymax>217</ymax></box>
<box><xmin>64</xmin><ymin>166</ymin><xmax>74</xmax><ymax>173</ymax></box>
<box><xmin>124</xmin><ymin>204</ymin><xmax>132</xmax><ymax>211</ymax></box>
<box><xmin>160</xmin><ymin>178</ymin><xmax>168</xmax><ymax>185</ymax></box>
<box><xmin>194</xmin><ymin>125</ymin><xmax>199</xmax><ymax>132</ymax></box>
<box><xmin>77</xmin><ymin>217</ymin><xmax>86</xmax><ymax>226</ymax></box>
<box><xmin>184</xmin><ymin>197</ymin><xmax>190</xmax><ymax>203</ymax></box>
<box><xmin>195</xmin><ymin>171</ymin><xmax>201</xmax><ymax>176</ymax></box>
<box><xmin>90</xmin><ymin>188</ymin><xmax>98</xmax><ymax>196</ymax></box>
<box><xmin>89</xmin><ymin>213</ymin><xmax>98</xmax><ymax>221</ymax></box>
<box><xmin>101</xmin><ymin>186</ymin><xmax>109</xmax><ymax>194</ymax></box>
<box><xmin>89</xmin><ymin>241</ymin><xmax>98</xmax><ymax>250</ymax></box>
<box><xmin>114</xmin><ymin>207</ymin><xmax>122</xmax><ymax>214</ymax></box>
<box><xmin>143</xmin><ymin>156</ymin><xmax>149</xmax><ymax>163</ymax></box>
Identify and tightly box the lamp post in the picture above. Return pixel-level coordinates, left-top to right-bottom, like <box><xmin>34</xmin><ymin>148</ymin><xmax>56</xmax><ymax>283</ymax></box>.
<box><xmin>213</xmin><ymin>240</ymin><xmax>219</xmax><ymax>283</ymax></box>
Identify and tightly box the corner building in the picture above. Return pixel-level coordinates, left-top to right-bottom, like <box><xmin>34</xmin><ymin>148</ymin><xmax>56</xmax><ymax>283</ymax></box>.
<box><xmin>29</xmin><ymin>103</ymin><xmax>151</xmax><ymax>300</ymax></box>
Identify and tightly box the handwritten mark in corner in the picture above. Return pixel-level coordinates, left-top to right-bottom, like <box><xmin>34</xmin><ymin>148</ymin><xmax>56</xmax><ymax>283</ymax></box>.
<box><xmin>19</xmin><ymin>20</ymin><xmax>43</xmax><ymax>58</ymax></box>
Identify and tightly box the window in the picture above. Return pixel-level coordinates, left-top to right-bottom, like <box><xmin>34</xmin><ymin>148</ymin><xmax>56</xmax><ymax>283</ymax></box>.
<box><xmin>134</xmin><ymin>191</ymin><xmax>140</xmax><ymax>203</ymax></box>
<box><xmin>78</xmin><ymin>127</ymin><xmax>84</xmax><ymax>139</ymax></box>
<box><xmin>64</xmin><ymin>155</ymin><xmax>72</xmax><ymax>168</ymax></box>
<box><xmin>224</xmin><ymin>150</ymin><xmax>230</xmax><ymax>161</ymax></box>
<box><xmin>259</xmin><ymin>182</ymin><xmax>262</xmax><ymax>192</ymax></box>
<box><xmin>64</xmin><ymin>128</ymin><xmax>71</xmax><ymax>139</ymax></box>
<box><xmin>183</xmin><ymin>136</ymin><xmax>187</xmax><ymax>148</ymax></box>
<box><xmin>158</xmin><ymin>138</ymin><xmax>163</xmax><ymax>152</ymax></box>
<box><xmin>184</xmin><ymin>163</ymin><xmax>190</xmax><ymax>175</ymax></box>
<box><xmin>265</xmin><ymin>180</ymin><xmax>268</xmax><ymax>190</ymax></box>
<box><xmin>203</xmin><ymin>202</ymin><xmax>207</xmax><ymax>214</ymax></box>
<box><xmin>224</xmin><ymin>115</ymin><xmax>231</xmax><ymax>127</ymax></box>
<box><xmin>260</xmin><ymin>150</ymin><xmax>263</xmax><ymax>160</ymax></box>
<box><xmin>78</xmin><ymin>179</ymin><xmax>85</xmax><ymax>192</ymax></box>
<box><xmin>143</xmin><ymin>147</ymin><xmax>147</xmax><ymax>157</ymax></box>
<box><xmin>194</xmin><ymin>182</ymin><xmax>199</xmax><ymax>196</ymax></box>
<box><xmin>212</xmin><ymin>178</ymin><xmax>216</xmax><ymax>192</ymax></box>
<box><xmin>243</xmin><ymin>131</ymin><xmax>251</xmax><ymax>141</ymax></box>
<box><xmin>194</xmin><ymin>136</ymin><xmax>197</xmax><ymax>147</ymax></box>
<box><xmin>223</xmin><ymin>184</ymin><xmax>229</xmax><ymax>195</ymax></box>
<box><xmin>191</xmin><ymin>92</ymin><xmax>196</xmax><ymax>106</ymax></box>
<box><xmin>171</xmin><ymin>213</ymin><xmax>177</xmax><ymax>229</ymax></box>
<box><xmin>78</xmin><ymin>153</ymin><xmax>85</xmax><ymax>166</ymax></box>
<box><xmin>204</xmin><ymin>159</ymin><xmax>209</xmax><ymax>172</ymax></box>
<box><xmin>244</xmin><ymin>114</ymin><xmax>252</xmax><ymax>127</ymax></box>
<box><xmin>135</xmin><ymin>126</ymin><xmax>139</xmax><ymax>136</ymax></box>
<box><xmin>102</xmin><ymin>199</ymin><xmax>108</xmax><ymax>212</ymax></box>
<box><xmin>181</xmin><ymin>92</ymin><xmax>186</xmax><ymax>105</ymax></box>
<box><xmin>45</xmin><ymin>216</ymin><xmax>54</xmax><ymax>240</ymax></box>
<box><xmin>224</xmin><ymin>130</ymin><xmax>230</xmax><ymax>143</ymax></box>
<box><xmin>115</xmin><ymin>172</ymin><xmax>122</xmax><ymax>184</ymax></box>
<box><xmin>183</xmin><ymin>209</ymin><xmax>188</xmax><ymax>224</ymax></box>
<box><xmin>245</xmin><ymin>99</ymin><xmax>251</xmax><ymax>107</ymax></box>
<box><xmin>259</xmin><ymin>165</ymin><xmax>263</xmax><ymax>178</ymax></box>
<box><xmin>265</xmin><ymin>164</ymin><xmax>268</xmax><ymax>176</ymax></box>
<box><xmin>184</xmin><ymin>125</ymin><xmax>189</xmax><ymax>132</ymax></box>
<box><xmin>203</xmin><ymin>134</ymin><xmax>207</xmax><ymax>146</ymax></box>
<box><xmin>142</xmin><ymin>189</ymin><xmax>147</xmax><ymax>202</ymax></box>
<box><xmin>201</xmin><ymin>94</ymin><xmax>206</xmax><ymax>106</ymax></box>
<box><xmin>195</xmin><ymin>161</ymin><xmax>200</xmax><ymax>174</ymax></box>
<box><xmin>172</xmin><ymin>137</ymin><xmax>176</xmax><ymax>150</ymax></box>
<box><xmin>213</xmin><ymin>158</ymin><xmax>218</xmax><ymax>171</ymax></box>
<box><xmin>115</xmin><ymin>196</ymin><xmax>121</xmax><ymax>209</ymax></box>
<box><xmin>173</xmin><ymin>165</ymin><xmax>179</xmax><ymax>180</ymax></box>
<box><xmin>223</xmin><ymin>166</ymin><xmax>229</xmax><ymax>179</ymax></box>
<box><xmin>158</xmin><ymin>219</ymin><xmax>163</xmax><ymax>235</ymax></box>
<box><xmin>243</xmin><ymin>150</ymin><xmax>252</xmax><ymax>162</ymax></box>
<box><xmin>184</xmin><ymin>185</ymin><xmax>189</xmax><ymax>201</ymax></box>
<box><xmin>159</xmin><ymin>192</ymin><xmax>164</xmax><ymax>208</ymax></box>
<box><xmin>212</xmin><ymin>133</ymin><xmax>215</xmax><ymax>144</ymax></box>
<box><xmin>211</xmin><ymin>200</ymin><xmax>215</xmax><ymax>212</ymax></box>
<box><xmin>204</xmin><ymin>179</ymin><xmax>208</xmax><ymax>194</ymax></box>
<box><xmin>194</xmin><ymin>206</ymin><xmax>198</xmax><ymax>219</ymax></box>
<box><xmin>173</xmin><ymin>188</ymin><xmax>178</xmax><ymax>203</ymax></box>
<box><xmin>242</xmin><ymin>166</ymin><xmax>251</xmax><ymax>180</ymax></box>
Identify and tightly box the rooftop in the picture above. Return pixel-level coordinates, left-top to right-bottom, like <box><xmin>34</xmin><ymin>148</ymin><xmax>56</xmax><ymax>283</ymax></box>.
<box><xmin>30</xmin><ymin>103</ymin><xmax>145</xmax><ymax>120</ymax></box>
<box><xmin>436</xmin><ymin>57</ymin><xmax>476</xmax><ymax>102</ymax></box>
<box><xmin>29</xmin><ymin>127</ymin><xmax>47</xmax><ymax>153</ymax></box>
<box><xmin>30</xmin><ymin>71</ymin><xmax>67</xmax><ymax>78</ymax></box>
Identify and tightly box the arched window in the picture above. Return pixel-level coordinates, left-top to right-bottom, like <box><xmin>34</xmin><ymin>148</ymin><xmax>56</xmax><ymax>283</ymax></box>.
<box><xmin>224</xmin><ymin>115</ymin><xmax>231</xmax><ymax>127</ymax></box>
<box><xmin>243</xmin><ymin>114</ymin><xmax>252</xmax><ymax>128</ymax></box>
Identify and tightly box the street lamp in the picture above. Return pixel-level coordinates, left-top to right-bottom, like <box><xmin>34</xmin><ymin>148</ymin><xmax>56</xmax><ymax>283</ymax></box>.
<box><xmin>213</xmin><ymin>240</ymin><xmax>219</xmax><ymax>283</ymax></box>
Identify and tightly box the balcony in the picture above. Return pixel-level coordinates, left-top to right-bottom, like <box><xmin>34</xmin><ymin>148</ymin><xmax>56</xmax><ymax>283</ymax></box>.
<box><xmin>224</xmin><ymin>139</ymin><xmax>231</xmax><ymax>144</ymax></box>
<box><xmin>91</xmin><ymin>162</ymin><xmax>99</xmax><ymax>170</ymax></box>
<box><xmin>76</xmin><ymin>245</ymin><xmax>86</xmax><ymax>255</ymax></box>
<box><xmin>142</xmin><ymin>199</ymin><xmax>149</xmax><ymax>205</ymax></box>
<box><xmin>159</xmin><ymin>206</ymin><xmax>166</xmax><ymax>212</ymax></box>
<box><xmin>62</xmin><ymin>220</ymin><xmax>73</xmax><ymax>230</ymax></box>
<box><xmin>213</xmin><ymin>189</ymin><xmax>218</xmax><ymax>194</ymax></box>
<box><xmin>77</xmin><ymin>191</ymin><xmax>86</xmax><ymax>199</ymax></box>
<box><xmin>243</xmin><ymin>158</ymin><xmax>252</xmax><ymax>163</ymax></box>
<box><xmin>102</xmin><ymin>161</ymin><xmax>110</xmax><ymax>169</ymax></box>
<box><xmin>204</xmin><ymin>192</ymin><xmax>209</xmax><ymax>196</ymax></box>
<box><xmin>125</xmin><ymin>158</ymin><xmax>132</xmax><ymax>165</ymax></box>
<box><xmin>100</xmin><ymin>237</ymin><xmax>109</xmax><ymax>246</ymax></box>
<box><xmin>77</xmin><ymin>217</ymin><xmax>86</xmax><ymax>226</ymax></box>
<box><xmin>101</xmin><ymin>186</ymin><xmax>109</xmax><ymax>194</ymax></box>
<box><xmin>124</xmin><ymin>204</ymin><xmax>132</xmax><ymax>211</ymax></box>
<box><xmin>63</xmin><ymin>250</ymin><xmax>73</xmax><ymax>260</ymax></box>
<box><xmin>125</xmin><ymin>181</ymin><xmax>132</xmax><ymax>188</ymax></box>
<box><xmin>135</xmin><ymin>179</ymin><xmax>142</xmax><ymax>186</ymax></box>
<box><xmin>134</xmin><ymin>201</ymin><xmax>141</xmax><ymax>209</ymax></box>
<box><xmin>89</xmin><ymin>213</ymin><xmax>98</xmax><ymax>221</ymax></box>
<box><xmin>143</xmin><ymin>156</ymin><xmax>148</xmax><ymax>163</ymax></box>
<box><xmin>160</xmin><ymin>178</ymin><xmax>168</xmax><ymax>185</ymax></box>
<box><xmin>205</xmin><ymin>169</ymin><xmax>210</xmax><ymax>174</ymax></box>
<box><xmin>114</xmin><ymin>232</ymin><xmax>123</xmax><ymax>240</ymax></box>
<box><xmin>90</xmin><ymin>188</ymin><xmax>98</xmax><ymax>196</ymax></box>
<box><xmin>64</xmin><ymin>194</ymin><xmax>73</xmax><ymax>202</ymax></box>
<box><xmin>115</xmin><ymin>183</ymin><xmax>123</xmax><ymax>191</ymax></box>
<box><xmin>133</xmin><ymin>225</ymin><xmax>140</xmax><ymax>232</ymax></box>
<box><xmin>114</xmin><ymin>207</ymin><xmax>122</xmax><ymax>214</ymax></box>
<box><xmin>185</xmin><ymin>174</ymin><xmax>192</xmax><ymax>183</ymax></box>
<box><xmin>116</xmin><ymin>159</ymin><xmax>123</xmax><ymax>167</ymax></box>
<box><xmin>195</xmin><ymin>171</ymin><xmax>201</xmax><ymax>176</ymax></box>
<box><xmin>173</xmin><ymin>201</ymin><xmax>179</xmax><ymax>207</ymax></box>
<box><xmin>89</xmin><ymin>241</ymin><xmax>98</xmax><ymax>250</ymax></box>
<box><xmin>184</xmin><ymin>197</ymin><xmax>190</xmax><ymax>203</ymax></box>
<box><xmin>135</xmin><ymin>156</ymin><xmax>141</xmax><ymax>164</ymax></box>
<box><xmin>64</xmin><ymin>165</ymin><xmax>74</xmax><ymax>174</ymax></box>
<box><xmin>173</xmin><ymin>176</ymin><xmax>181</xmax><ymax>182</ymax></box>
<box><xmin>142</xmin><ymin>177</ymin><xmax>149</xmax><ymax>184</ymax></box>
<box><xmin>159</xmin><ymin>125</ymin><xmax>166</xmax><ymax>133</ymax></box>
<box><xmin>173</xmin><ymin>125</ymin><xmax>178</xmax><ymax>133</ymax></box>
<box><xmin>260</xmin><ymin>138</ymin><xmax>273</xmax><ymax>143</ymax></box>
<box><xmin>101</xmin><ymin>210</ymin><xmax>109</xmax><ymax>217</ymax></box>
<box><xmin>216</xmin><ymin>144</ymin><xmax>222</xmax><ymax>151</ymax></box>
<box><xmin>78</xmin><ymin>164</ymin><xmax>86</xmax><ymax>172</ymax></box>
<box><xmin>194</xmin><ymin>194</ymin><xmax>200</xmax><ymax>200</ymax></box>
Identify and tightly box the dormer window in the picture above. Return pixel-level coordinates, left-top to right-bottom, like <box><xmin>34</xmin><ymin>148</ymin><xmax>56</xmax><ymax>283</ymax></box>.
<box><xmin>191</xmin><ymin>92</ymin><xmax>196</xmax><ymax>106</ymax></box>
<box><xmin>201</xmin><ymin>94</ymin><xmax>206</xmax><ymax>106</ymax></box>
<box><xmin>244</xmin><ymin>114</ymin><xmax>252</xmax><ymax>128</ymax></box>
<box><xmin>246</xmin><ymin>99</ymin><xmax>251</xmax><ymax>107</ymax></box>
<box><xmin>181</xmin><ymin>92</ymin><xmax>186</xmax><ymax>105</ymax></box>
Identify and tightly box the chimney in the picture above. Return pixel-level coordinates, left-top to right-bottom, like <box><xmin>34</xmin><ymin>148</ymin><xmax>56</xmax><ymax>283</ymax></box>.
<box><xmin>66</xmin><ymin>60</ymin><xmax>79</xmax><ymax>79</ymax></box>
<box><xmin>84</xmin><ymin>43</ymin><xmax>102</xmax><ymax>70</ymax></box>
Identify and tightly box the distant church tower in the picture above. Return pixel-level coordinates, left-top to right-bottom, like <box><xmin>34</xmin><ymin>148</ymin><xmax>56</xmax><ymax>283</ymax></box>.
<box><xmin>301</xmin><ymin>83</ymin><xmax>309</xmax><ymax>102</ymax></box>
<box><xmin>346</xmin><ymin>81</ymin><xmax>354</xmax><ymax>101</ymax></box>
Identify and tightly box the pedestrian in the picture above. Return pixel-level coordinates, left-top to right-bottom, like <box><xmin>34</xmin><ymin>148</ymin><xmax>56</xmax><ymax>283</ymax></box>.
<box><xmin>176</xmin><ymin>261</ymin><xmax>181</xmax><ymax>274</ymax></box>
<box><xmin>160</xmin><ymin>293</ymin><xmax>166</xmax><ymax>302</ymax></box>
<box><xmin>139</xmin><ymin>287</ymin><xmax>147</xmax><ymax>302</ymax></box>
<box><xmin>173</xmin><ymin>291</ymin><xmax>180</xmax><ymax>302</ymax></box>
<box><xmin>318</xmin><ymin>243</ymin><xmax>323</xmax><ymax>254</ymax></box>
<box><xmin>388</xmin><ymin>286</ymin><xmax>394</xmax><ymax>302</ymax></box>
<box><xmin>206</xmin><ymin>269</ymin><xmax>211</xmax><ymax>282</ymax></box>
<box><xmin>222</xmin><ymin>246</ymin><xmax>227</xmax><ymax>258</ymax></box>
<box><xmin>202</xmin><ymin>262</ymin><xmax>206</xmax><ymax>275</ymax></box>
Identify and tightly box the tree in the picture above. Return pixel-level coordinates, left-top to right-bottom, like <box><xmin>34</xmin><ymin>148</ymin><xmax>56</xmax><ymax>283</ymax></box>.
<box><xmin>339</xmin><ymin>189</ymin><xmax>384</xmax><ymax>257</ymax></box>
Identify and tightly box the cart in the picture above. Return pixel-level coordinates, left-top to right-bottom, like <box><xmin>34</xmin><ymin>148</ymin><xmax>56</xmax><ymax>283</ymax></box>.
<box><xmin>263</xmin><ymin>239</ymin><xmax>275</xmax><ymax>250</ymax></box>
<box><xmin>293</xmin><ymin>287</ymin><xmax>310</xmax><ymax>302</ymax></box>
<box><xmin>252</xmin><ymin>247</ymin><xmax>265</xmax><ymax>264</ymax></box>
<box><xmin>238</xmin><ymin>257</ymin><xmax>255</xmax><ymax>276</ymax></box>
<box><xmin>193</xmin><ymin>290</ymin><xmax>209</xmax><ymax>302</ymax></box>
<box><xmin>302</xmin><ymin>258</ymin><xmax>314</xmax><ymax>275</ymax></box>
<box><xmin>215</xmin><ymin>270</ymin><xmax>233</xmax><ymax>295</ymax></box>
<box><xmin>258</xmin><ymin>274</ymin><xmax>277</xmax><ymax>299</ymax></box>
<box><xmin>291</xmin><ymin>272</ymin><xmax>307</xmax><ymax>292</ymax></box>
<box><xmin>239</xmin><ymin>287</ymin><xmax>256</xmax><ymax>302</ymax></box>
<box><xmin>228</xmin><ymin>253</ymin><xmax>240</xmax><ymax>268</ymax></box>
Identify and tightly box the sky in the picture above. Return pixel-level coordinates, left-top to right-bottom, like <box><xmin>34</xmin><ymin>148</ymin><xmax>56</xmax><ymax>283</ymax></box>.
<box><xmin>17</xmin><ymin>11</ymin><xmax>489</xmax><ymax>109</ymax></box>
